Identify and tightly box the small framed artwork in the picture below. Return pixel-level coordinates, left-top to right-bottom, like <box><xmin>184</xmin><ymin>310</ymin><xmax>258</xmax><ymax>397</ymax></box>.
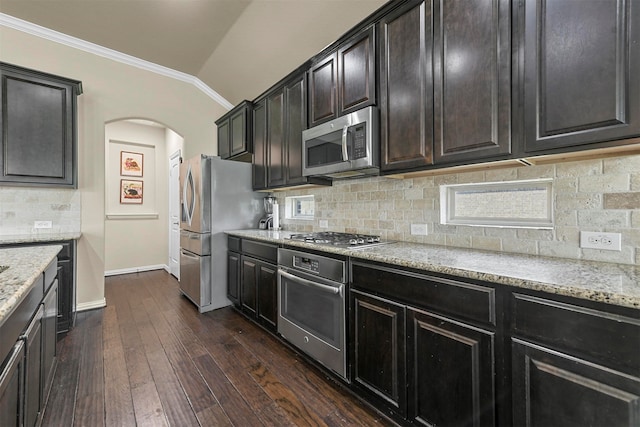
<box><xmin>120</xmin><ymin>151</ymin><xmax>143</xmax><ymax>177</ymax></box>
<box><xmin>120</xmin><ymin>179</ymin><xmax>143</xmax><ymax>204</ymax></box>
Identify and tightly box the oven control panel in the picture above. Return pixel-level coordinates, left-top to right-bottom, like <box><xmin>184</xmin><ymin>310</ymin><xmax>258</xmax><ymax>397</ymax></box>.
<box><xmin>293</xmin><ymin>256</ymin><xmax>320</xmax><ymax>274</ymax></box>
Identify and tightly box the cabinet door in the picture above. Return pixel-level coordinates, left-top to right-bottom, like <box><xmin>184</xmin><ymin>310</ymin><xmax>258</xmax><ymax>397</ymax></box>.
<box><xmin>217</xmin><ymin>119</ymin><xmax>230</xmax><ymax>159</ymax></box>
<box><xmin>41</xmin><ymin>280</ymin><xmax>58</xmax><ymax>405</ymax></box>
<box><xmin>351</xmin><ymin>290</ymin><xmax>407</xmax><ymax>416</ymax></box>
<box><xmin>256</xmin><ymin>262</ymin><xmax>277</xmax><ymax>331</ymax></box>
<box><xmin>380</xmin><ymin>0</ymin><xmax>434</xmax><ymax>172</ymax></box>
<box><xmin>252</xmin><ymin>99</ymin><xmax>267</xmax><ymax>190</ymax></box>
<box><xmin>227</xmin><ymin>251</ymin><xmax>240</xmax><ymax>305</ymax></box>
<box><xmin>512</xmin><ymin>338</ymin><xmax>640</xmax><ymax>427</ymax></box>
<box><xmin>407</xmin><ymin>308</ymin><xmax>496</xmax><ymax>427</ymax></box>
<box><xmin>267</xmin><ymin>89</ymin><xmax>286</xmax><ymax>188</ymax></box>
<box><xmin>338</xmin><ymin>25</ymin><xmax>376</xmax><ymax>116</ymax></box>
<box><xmin>0</xmin><ymin>66</ymin><xmax>77</xmax><ymax>187</ymax></box>
<box><xmin>230</xmin><ymin>108</ymin><xmax>248</xmax><ymax>157</ymax></box>
<box><xmin>24</xmin><ymin>309</ymin><xmax>43</xmax><ymax>427</ymax></box>
<box><xmin>56</xmin><ymin>259</ymin><xmax>73</xmax><ymax>334</ymax></box>
<box><xmin>433</xmin><ymin>0</ymin><xmax>511</xmax><ymax>164</ymax></box>
<box><xmin>308</xmin><ymin>53</ymin><xmax>337</xmax><ymax>127</ymax></box>
<box><xmin>284</xmin><ymin>74</ymin><xmax>307</xmax><ymax>186</ymax></box>
<box><xmin>523</xmin><ymin>0</ymin><xmax>640</xmax><ymax>152</ymax></box>
<box><xmin>0</xmin><ymin>342</ymin><xmax>25</xmax><ymax>427</ymax></box>
<box><xmin>241</xmin><ymin>256</ymin><xmax>257</xmax><ymax>316</ymax></box>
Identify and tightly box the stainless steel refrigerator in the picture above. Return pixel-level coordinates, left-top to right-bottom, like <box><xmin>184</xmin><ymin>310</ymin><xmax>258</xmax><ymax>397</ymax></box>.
<box><xmin>179</xmin><ymin>155</ymin><xmax>263</xmax><ymax>312</ymax></box>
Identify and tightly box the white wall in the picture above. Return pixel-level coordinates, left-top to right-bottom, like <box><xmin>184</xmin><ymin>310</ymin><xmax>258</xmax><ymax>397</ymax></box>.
<box><xmin>1</xmin><ymin>26</ymin><xmax>228</xmax><ymax>308</ymax></box>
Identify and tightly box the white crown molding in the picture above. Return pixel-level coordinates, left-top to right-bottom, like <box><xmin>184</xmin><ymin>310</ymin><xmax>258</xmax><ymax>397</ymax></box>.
<box><xmin>0</xmin><ymin>13</ymin><xmax>234</xmax><ymax>110</ymax></box>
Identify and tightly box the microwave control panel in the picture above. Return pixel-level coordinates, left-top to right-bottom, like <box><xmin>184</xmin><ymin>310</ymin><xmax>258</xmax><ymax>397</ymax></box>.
<box><xmin>351</xmin><ymin>124</ymin><xmax>367</xmax><ymax>159</ymax></box>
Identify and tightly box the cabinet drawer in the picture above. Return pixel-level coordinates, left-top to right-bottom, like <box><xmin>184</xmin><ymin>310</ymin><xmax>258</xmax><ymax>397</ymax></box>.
<box><xmin>512</xmin><ymin>293</ymin><xmax>640</xmax><ymax>375</ymax></box>
<box><xmin>351</xmin><ymin>262</ymin><xmax>496</xmax><ymax>326</ymax></box>
<box><xmin>242</xmin><ymin>239</ymin><xmax>277</xmax><ymax>264</ymax></box>
<box><xmin>228</xmin><ymin>236</ymin><xmax>241</xmax><ymax>252</ymax></box>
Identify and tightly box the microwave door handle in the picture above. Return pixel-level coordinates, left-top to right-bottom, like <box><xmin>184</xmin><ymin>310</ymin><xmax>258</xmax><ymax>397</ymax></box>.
<box><xmin>341</xmin><ymin>125</ymin><xmax>350</xmax><ymax>161</ymax></box>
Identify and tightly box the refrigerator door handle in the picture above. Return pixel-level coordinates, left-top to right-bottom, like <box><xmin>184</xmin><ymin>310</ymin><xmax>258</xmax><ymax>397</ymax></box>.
<box><xmin>182</xmin><ymin>164</ymin><xmax>195</xmax><ymax>226</ymax></box>
<box><xmin>180</xmin><ymin>249</ymin><xmax>200</xmax><ymax>260</ymax></box>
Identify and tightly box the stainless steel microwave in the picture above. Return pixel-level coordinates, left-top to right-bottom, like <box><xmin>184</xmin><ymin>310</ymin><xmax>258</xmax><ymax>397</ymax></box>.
<box><xmin>302</xmin><ymin>106</ymin><xmax>379</xmax><ymax>179</ymax></box>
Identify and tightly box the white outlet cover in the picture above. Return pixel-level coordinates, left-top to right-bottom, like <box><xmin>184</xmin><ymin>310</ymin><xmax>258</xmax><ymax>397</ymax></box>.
<box><xmin>410</xmin><ymin>223</ymin><xmax>428</xmax><ymax>236</ymax></box>
<box><xmin>319</xmin><ymin>219</ymin><xmax>329</xmax><ymax>228</ymax></box>
<box><xmin>580</xmin><ymin>231</ymin><xmax>622</xmax><ymax>251</ymax></box>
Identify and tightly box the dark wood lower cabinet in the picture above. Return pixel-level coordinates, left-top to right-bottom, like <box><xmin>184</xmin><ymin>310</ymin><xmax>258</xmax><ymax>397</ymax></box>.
<box><xmin>512</xmin><ymin>339</ymin><xmax>640</xmax><ymax>427</ymax></box>
<box><xmin>227</xmin><ymin>251</ymin><xmax>241</xmax><ymax>305</ymax></box>
<box><xmin>240</xmin><ymin>254</ymin><xmax>278</xmax><ymax>332</ymax></box>
<box><xmin>0</xmin><ymin>342</ymin><xmax>25</xmax><ymax>427</ymax></box>
<box><xmin>407</xmin><ymin>308</ymin><xmax>496</xmax><ymax>427</ymax></box>
<box><xmin>351</xmin><ymin>290</ymin><xmax>406</xmax><ymax>416</ymax></box>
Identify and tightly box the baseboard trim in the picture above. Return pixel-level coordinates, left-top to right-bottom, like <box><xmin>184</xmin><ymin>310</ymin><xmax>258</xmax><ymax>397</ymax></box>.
<box><xmin>104</xmin><ymin>264</ymin><xmax>169</xmax><ymax>277</ymax></box>
<box><xmin>77</xmin><ymin>298</ymin><xmax>106</xmax><ymax>312</ymax></box>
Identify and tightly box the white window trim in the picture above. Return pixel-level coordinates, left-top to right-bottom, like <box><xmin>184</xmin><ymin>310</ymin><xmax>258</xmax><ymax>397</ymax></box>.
<box><xmin>440</xmin><ymin>179</ymin><xmax>554</xmax><ymax>229</ymax></box>
<box><xmin>285</xmin><ymin>195</ymin><xmax>315</xmax><ymax>220</ymax></box>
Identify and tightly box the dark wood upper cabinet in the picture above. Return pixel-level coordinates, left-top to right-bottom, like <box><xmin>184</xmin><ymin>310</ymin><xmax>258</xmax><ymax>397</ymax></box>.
<box><xmin>284</xmin><ymin>74</ymin><xmax>306</xmax><ymax>186</ymax></box>
<box><xmin>215</xmin><ymin>100</ymin><xmax>252</xmax><ymax>162</ymax></box>
<box><xmin>266</xmin><ymin>88</ymin><xmax>285</xmax><ymax>188</ymax></box>
<box><xmin>380</xmin><ymin>0</ymin><xmax>434</xmax><ymax>172</ymax></box>
<box><xmin>308</xmin><ymin>53</ymin><xmax>337</xmax><ymax>126</ymax></box>
<box><xmin>308</xmin><ymin>26</ymin><xmax>376</xmax><ymax>127</ymax></box>
<box><xmin>262</xmin><ymin>71</ymin><xmax>327</xmax><ymax>190</ymax></box>
<box><xmin>433</xmin><ymin>0</ymin><xmax>512</xmax><ymax>164</ymax></box>
<box><xmin>252</xmin><ymin>99</ymin><xmax>267</xmax><ymax>190</ymax></box>
<box><xmin>0</xmin><ymin>62</ymin><xmax>82</xmax><ymax>188</ymax></box>
<box><xmin>523</xmin><ymin>0</ymin><xmax>640</xmax><ymax>152</ymax></box>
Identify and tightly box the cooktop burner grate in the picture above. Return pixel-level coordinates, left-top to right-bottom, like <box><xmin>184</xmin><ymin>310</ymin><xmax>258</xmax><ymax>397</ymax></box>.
<box><xmin>287</xmin><ymin>231</ymin><xmax>391</xmax><ymax>249</ymax></box>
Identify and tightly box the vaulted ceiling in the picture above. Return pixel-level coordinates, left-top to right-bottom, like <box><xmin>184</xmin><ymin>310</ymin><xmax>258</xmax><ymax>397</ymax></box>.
<box><xmin>0</xmin><ymin>0</ymin><xmax>388</xmax><ymax>106</ymax></box>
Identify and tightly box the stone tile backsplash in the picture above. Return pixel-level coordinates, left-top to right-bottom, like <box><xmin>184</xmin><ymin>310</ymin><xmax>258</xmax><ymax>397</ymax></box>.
<box><xmin>0</xmin><ymin>187</ymin><xmax>81</xmax><ymax>236</ymax></box>
<box><xmin>278</xmin><ymin>154</ymin><xmax>640</xmax><ymax>265</ymax></box>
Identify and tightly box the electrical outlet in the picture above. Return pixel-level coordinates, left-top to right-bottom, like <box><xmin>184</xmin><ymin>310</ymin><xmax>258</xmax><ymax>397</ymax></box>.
<box><xmin>34</xmin><ymin>220</ymin><xmax>52</xmax><ymax>229</ymax></box>
<box><xmin>319</xmin><ymin>219</ymin><xmax>329</xmax><ymax>228</ymax></box>
<box><xmin>580</xmin><ymin>231</ymin><xmax>622</xmax><ymax>251</ymax></box>
<box><xmin>410</xmin><ymin>223</ymin><xmax>428</xmax><ymax>236</ymax></box>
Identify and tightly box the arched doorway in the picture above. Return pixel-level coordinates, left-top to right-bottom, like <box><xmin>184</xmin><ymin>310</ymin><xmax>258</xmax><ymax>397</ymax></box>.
<box><xmin>104</xmin><ymin>118</ymin><xmax>183</xmax><ymax>279</ymax></box>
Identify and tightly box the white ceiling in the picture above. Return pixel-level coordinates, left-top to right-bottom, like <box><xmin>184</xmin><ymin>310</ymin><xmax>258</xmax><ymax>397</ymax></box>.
<box><xmin>0</xmin><ymin>0</ymin><xmax>388</xmax><ymax>106</ymax></box>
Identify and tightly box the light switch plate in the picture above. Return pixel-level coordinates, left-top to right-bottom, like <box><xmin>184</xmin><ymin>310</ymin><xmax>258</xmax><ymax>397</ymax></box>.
<box><xmin>34</xmin><ymin>220</ymin><xmax>52</xmax><ymax>229</ymax></box>
<box><xmin>580</xmin><ymin>231</ymin><xmax>622</xmax><ymax>251</ymax></box>
<box><xmin>319</xmin><ymin>219</ymin><xmax>329</xmax><ymax>228</ymax></box>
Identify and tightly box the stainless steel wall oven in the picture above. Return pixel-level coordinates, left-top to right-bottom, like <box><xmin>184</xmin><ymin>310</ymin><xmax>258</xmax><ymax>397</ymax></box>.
<box><xmin>277</xmin><ymin>248</ymin><xmax>348</xmax><ymax>380</ymax></box>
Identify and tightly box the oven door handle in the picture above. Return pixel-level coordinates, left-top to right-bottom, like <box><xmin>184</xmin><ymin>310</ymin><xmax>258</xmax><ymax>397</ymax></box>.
<box><xmin>279</xmin><ymin>269</ymin><xmax>342</xmax><ymax>296</ymax></box>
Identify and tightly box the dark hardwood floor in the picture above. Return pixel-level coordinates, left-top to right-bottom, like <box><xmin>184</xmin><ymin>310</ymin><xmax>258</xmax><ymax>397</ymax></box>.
<box><xmin>41</xmin><ymin>270</ymin><xmax>394</xmax><ymax>427</ymax></box>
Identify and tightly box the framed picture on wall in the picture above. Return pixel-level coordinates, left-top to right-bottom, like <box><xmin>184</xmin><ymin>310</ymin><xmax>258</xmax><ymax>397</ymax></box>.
<box><xmin>120</xmin><ymin>151</ymin><xmax>143</xmax><ymax>177</ymax></box>
<box><xmin>120</xmin><ymin>179</ymin><xmax>143</xmax><ymax>204</ymax></box>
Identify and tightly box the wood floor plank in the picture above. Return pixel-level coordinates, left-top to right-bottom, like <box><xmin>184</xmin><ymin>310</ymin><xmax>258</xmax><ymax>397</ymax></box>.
<box><xmin>73</xmin><ymin>310</ymin><xmax>105</xmax><ymax>427</ymax></box>
<box><xmin>102</xmin><ymin>305</ymin><xmax>136</xmax><ymax>427</ymax></box>
<box><xmin>40</xmin><ymin>313</ymin><xmax>83</xmax><ymax>427</ymax></box>
<box><xmin>250</xmin><ymin>362</ymin><xmax>328</xmax><ymax>427</ymax></box>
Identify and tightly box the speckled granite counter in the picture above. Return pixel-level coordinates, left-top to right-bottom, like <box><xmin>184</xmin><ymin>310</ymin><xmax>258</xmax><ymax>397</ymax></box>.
<box><xmin>0</xmin><ymin>245</ymin><xmax>62</xmax><ymax>327</ymax></box>
<box><xmin>0</xmin><ymin>231</ymin><xmax>81</xmax><ymax>245</ymax></box>
<box><xmin>226</xmin><ymin>229</ymin><xmax>640</xmax><ymax>309</ymax></box>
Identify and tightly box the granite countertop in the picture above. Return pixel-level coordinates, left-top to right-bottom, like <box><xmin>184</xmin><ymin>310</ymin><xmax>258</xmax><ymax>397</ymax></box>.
<box><xmin>0</xmin><ymin>245</ymin><xmax>62</xmax><ymax>327</ymax></box>
<box><xmin>226</xmin><ymin>229</ymin><xmax>640</xmax><ymax>309</ymax></box>
<box><xmin>0</xmin><ymin>231</ymin><xmax>82</xmax><ymax>245</ymax></box>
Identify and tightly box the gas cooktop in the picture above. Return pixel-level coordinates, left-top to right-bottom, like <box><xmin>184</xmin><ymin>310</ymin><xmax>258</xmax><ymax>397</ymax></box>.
<box><xmin>286</xmin><ymin>231</ymin><xmax>392</xmax><ymax>249</ymax></box>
